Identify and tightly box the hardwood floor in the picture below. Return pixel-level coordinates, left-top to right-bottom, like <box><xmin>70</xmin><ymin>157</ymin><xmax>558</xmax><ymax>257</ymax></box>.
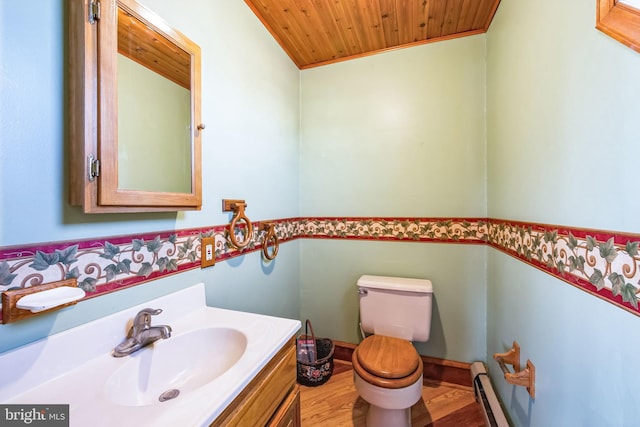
<box><xmin>300</xmin><ymin>360</ymin><xmax>485</xmax><ymax>427</ymax></box>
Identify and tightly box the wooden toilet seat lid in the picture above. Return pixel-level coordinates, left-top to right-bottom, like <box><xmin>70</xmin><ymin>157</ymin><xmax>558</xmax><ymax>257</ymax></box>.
<box><xmin>355</xmin><ymin>335</ymin><xmax>420</xmax><ymax>379</ymax></box>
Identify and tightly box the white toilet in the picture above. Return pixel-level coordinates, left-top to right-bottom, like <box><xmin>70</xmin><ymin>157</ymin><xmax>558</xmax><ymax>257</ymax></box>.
<box><xmin>353</xmin><ymin>274</ymin><xmax>433</xmax><ymax>427</ymax></box>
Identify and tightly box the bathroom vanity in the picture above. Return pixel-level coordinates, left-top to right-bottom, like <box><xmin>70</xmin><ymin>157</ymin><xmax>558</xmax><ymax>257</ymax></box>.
<box><xmin>0</xmin><ymin>284</ymin><xmax>301</xmax><ymax>426</ymax></box>
<box><xmin>211</xmin><ymin>339</ymin><xmax>300</xmax><ymax>427</ymax></box>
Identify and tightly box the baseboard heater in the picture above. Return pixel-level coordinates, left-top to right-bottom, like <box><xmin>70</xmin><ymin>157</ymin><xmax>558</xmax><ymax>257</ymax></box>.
<box><xmin>470</xmin><ymin>361</ymin><xmax>510</xmax><ymax>427</ymax></box>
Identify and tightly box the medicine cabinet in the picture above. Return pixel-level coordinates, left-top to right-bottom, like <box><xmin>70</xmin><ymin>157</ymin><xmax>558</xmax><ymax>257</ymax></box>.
<box><xmin>69</xmin><ymin>0</ymin><xmax>203</xmax><ymax>213</ymax></box>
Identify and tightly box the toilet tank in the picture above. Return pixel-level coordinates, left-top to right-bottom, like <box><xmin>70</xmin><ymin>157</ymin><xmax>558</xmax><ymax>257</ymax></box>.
<box><xmin>357</xmin><ymin>275</ymin><xmax>433</xmax><ymax>342</ymax></box>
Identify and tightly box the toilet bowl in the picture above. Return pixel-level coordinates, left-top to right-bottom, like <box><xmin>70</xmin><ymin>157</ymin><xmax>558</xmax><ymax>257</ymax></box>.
<box><xmin>354</xmin><ymin>275</ymin><xmax>433</xmax><ymax>427</ymax></box>
<box><xmin>352</xmin><ymin>335</ymin><xmax>423</xmax><ymax>427</ymax></box>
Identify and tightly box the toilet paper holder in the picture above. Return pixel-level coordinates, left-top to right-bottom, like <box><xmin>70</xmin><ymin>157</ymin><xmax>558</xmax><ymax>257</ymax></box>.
<box><xmin>493</xmin><ymin>341</ymin><xmax>535</xmax><ymax>398</ymax></box>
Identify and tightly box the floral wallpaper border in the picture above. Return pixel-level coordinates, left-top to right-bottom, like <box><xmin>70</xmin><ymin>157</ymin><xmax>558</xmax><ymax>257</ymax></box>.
<box><xmin>1</xmin><ymin>217</ymin><xmax>639</xmax><ymax>322</ymax></box>
<box><xmin>487</xmin><ymin>219</ymin><xmax>640</xmax><ymax>314</ymax></box>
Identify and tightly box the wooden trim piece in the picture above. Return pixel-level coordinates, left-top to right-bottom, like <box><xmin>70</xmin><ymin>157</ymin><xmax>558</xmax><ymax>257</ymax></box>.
<box><xmin>1</xmin><ymin>279</ymin><xmax>79</xmax><ymax>324</ymax></box>
<box><xmin>298</xmin><ymin>29</ymin><xmax>487</xmax><ymax>70</ymax></box>
<box><xmin>210</xmin><ymin>338</ymin><xmax>297</xmax><ymax>427</ymax></box>
<box><xmin>596</xmin><ymin>0</ymin><xmax>640</xmax><ymax>53</ymax></box>
<box><xmin>422</xmin><ymin>355</ymin><xmax>474</xmax><ymax>388</ymax></box>
<box><xmin>68</xmin><ymin>0</ymin><xmax>98</xmax><ymax>209</ymax></box>
<box><xmin>332</xmin><ymin>340</ymin><xmax>356</xmax><ymax>361</ymax></box>
<box><xmin>99</xmin><ymin>1</ymin><xmax>202</xmax><ymax>209</ymax></box>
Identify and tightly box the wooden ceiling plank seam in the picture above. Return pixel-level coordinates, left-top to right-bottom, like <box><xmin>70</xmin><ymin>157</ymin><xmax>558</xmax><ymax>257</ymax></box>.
<box><xmin>378</xmin><ymin>0</ymin><xmax>399</xmax><ymax>48</ymax></box>
<box><xmin>413</xmin><ymin>0</ymin><xmax>430</xmax><ymax>43</ymax></box>
<box><xmin>359</xmin><ymin>0</ymin><xmax>387</xmax><ymax>52</ymax></box>
<box><xmin>307</xmin><ymin>0</ymin><xmax>342</xmax><ymax>59</ymax></box>
<box><xmin>441</xmin><ymin>0</ymin><xmax>465</xmax><ymax>36</ymax></box>
<box><xmin>411</xmin><ymin>0</ymin><xmax>431</xmax><ymax>43</ymax></box>
<box><xmin>456</xmin><ymin>0</ymin><xmax>483</xmax><ymax>33</ymax></box>
<box><xmin>392</xmin><ymin>0</ymin><xmax>404</xmax><ymax>47</ymax></box>
<box><xmin>311</xmin><ymin>0</ymin><xmax>352</xmax><ymax>59</ymax></box>
<box><xmin>426</xmin><ymin>0</ymin><xmax>446</xmax><ymax>39</ymax></box>
<box><xmin>291</xmin><ymin>0</ymin><xmax>336</xmax><ymax>62</ymax></box>
<box><xmin>394</xmin><ymin>0</ymin><xmax>411</xmax><ymax>45</ymax></box>
<box><xmin>345</xmin><ymin>0</ymin><xmax>376</xmax><ymax>54</ymax></box>
<box><xmin>275</xmin><ymin>0</ymin><xmax>326</xmax><ymax>64</ymax></box>
<box><xmin>407</xmin><ymin>0</ymin><xmax>417</xmax><ymax>43</ymax></box>
<box><xmin>344</xmin><ymin>0</ymin><xmax>364</xmax><ymax>51</ymax></box>
<box><xmin>472</xmin><ymin>0</ymin><xmax>498</xmax><ymax>30</ymax></box>
<box><xmin>332</xmin><ymin>0</ymin><xmax>367</xmax><ymax>55</ymax></box>
<box><xmin>470</xmin><ymin>0</ymin><xmax>490</xmax><ymax>30</ymax></box>
<box><xmin>324</xmin><ymin>0</ymin><xmax>362</xmax><ymax>57</ymax></box>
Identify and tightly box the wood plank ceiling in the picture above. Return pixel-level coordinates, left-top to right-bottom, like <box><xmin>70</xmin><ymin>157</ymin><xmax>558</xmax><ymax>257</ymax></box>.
<box><xmin>245</xmin><ymin>0</ymin><xmax>502</xmax><ymax>69</ymax></box>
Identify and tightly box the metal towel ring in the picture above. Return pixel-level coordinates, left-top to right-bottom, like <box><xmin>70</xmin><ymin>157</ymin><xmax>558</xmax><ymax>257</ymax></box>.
<box><xmin>222</xmin><ymin>199</ymin><xmax>253</xmax><ymax>249</ymax></box>
<box><xmin>261</xmin><ymin>222</ymin><xmax>279</xmax><ymax>261</ymax></box>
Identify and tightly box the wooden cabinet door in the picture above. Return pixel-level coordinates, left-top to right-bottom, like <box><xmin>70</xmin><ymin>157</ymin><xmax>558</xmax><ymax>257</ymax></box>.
<box><xmin>268</xmin><ymin>385</ymin><xmax>301</xmax><ymax>427</ymax></box>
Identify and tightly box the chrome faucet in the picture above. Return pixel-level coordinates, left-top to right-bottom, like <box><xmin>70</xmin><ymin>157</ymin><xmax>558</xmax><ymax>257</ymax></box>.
<box><xmin>113</xmin><ymin>308</ymin><xmax>172</xmax><ymax>357</ymax></box>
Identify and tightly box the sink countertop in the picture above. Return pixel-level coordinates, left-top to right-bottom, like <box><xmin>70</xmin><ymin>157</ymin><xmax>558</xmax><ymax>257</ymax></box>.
<box><xmin>0</xmin><ymin>283</ymin><xmax>301</xmax><ymax>427</ymax></box>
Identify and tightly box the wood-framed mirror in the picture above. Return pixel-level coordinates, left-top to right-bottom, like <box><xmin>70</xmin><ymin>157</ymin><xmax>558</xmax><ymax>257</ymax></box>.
<box><xmin>69</xmin><ymin>0</ymin><xmax>202</xmax><ymax>213</ymax></box>
<box><xmin>597</xmin><ymin>0</ymin><xmax>640</xmax><ymax>53</ymax></box>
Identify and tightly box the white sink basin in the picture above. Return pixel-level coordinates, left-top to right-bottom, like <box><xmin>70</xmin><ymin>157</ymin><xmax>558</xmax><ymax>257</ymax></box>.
<box><xmin>105</xmin><ymin>327</ymin><xmax>247</xmax><ymax>406</ymax></box>
<box><xmin>0</xmin><ymin>283</ymin><xmax>300</xmax><ymax>427</ymax></box>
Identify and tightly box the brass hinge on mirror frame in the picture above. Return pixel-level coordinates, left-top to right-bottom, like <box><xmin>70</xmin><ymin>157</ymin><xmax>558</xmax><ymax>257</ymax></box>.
<box><xmin>87</xmin><ymin>155</ymin><xmax>100</xmax><ymax>181</ymax></box>
<box><xmin>89</xmin><ymin>0</ymin><xmax>101</xmax><ymax>24</ymax></box>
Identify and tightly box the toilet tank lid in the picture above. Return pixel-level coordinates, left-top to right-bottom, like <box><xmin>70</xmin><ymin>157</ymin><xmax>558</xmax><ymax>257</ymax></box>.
<box><xmin>357</xmin><ymin>275</ymin><xmax>433</xmax><ymax>293</ymax></box>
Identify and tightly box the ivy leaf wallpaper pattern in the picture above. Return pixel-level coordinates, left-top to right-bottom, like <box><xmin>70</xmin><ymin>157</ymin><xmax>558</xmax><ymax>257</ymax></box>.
<box><xmin>0</xmin><ymin>262</ymin><xmax>17</xmax><ymax>287</ymax></box>
<box><xmin>1</xmin><ymin>218</ymin><xmax>639</xmax><ymax>317</ymax></box>
<box><xmin>490</xmin><ymin>223</ymin><xmax>640</xmax><ymax>310</ymax></box>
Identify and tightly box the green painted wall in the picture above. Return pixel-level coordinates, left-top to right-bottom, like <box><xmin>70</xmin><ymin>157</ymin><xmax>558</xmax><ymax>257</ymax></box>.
<box><xmin>487</xmin><ymin>0</ymin><xmax>640</xmax><ymax>425</ymax></box>
<box><xmin>300</xmin><ymin>36</ymin><xmax>488</xmax><ymax>362</ymax></box>
<box><xmin>4</xmin><ymin>0</ymin><xmax>640</xmax><ymax>423</ymax></box>
<box><xmin>0</xmin><ymin>0</ymin><xmax>301</xmax><ymax>351</ymax></box>
<box><xmin>300</xmin><ymin>37</ymin><xmax>487</xmax><ymax>218</ymax></box>
<box><xmin>300</xmin><ymin>240</ymin><xmax>487</xmax><ymax>362</ymax></box>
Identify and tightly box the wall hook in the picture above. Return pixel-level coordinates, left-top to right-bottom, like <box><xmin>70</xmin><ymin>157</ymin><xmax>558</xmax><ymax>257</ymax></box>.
<box><xmin>222</xmin><ymin>199</ymin><xmax>253</xmax><ymax>249</ymax></box>
<box><xmin>261</xmin><ymin>222</ymin><xmax>279</xmax><ymax>261</ymax></box>
<box><xmin>493</xmin><ymin>341</ymin><xmax>535</xmax><ymax>398</ymax></box>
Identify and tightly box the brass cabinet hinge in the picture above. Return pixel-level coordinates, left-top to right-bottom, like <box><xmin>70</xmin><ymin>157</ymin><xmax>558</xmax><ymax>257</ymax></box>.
<box><xmin>88</xmin><ymin>155</ymin><xmax>100</xmax><ymax>181</ymax></box>
<box><xmin>89</xmin><ymin>0</ymin><xmax>101</xmax><ymax>24</ymax></box>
